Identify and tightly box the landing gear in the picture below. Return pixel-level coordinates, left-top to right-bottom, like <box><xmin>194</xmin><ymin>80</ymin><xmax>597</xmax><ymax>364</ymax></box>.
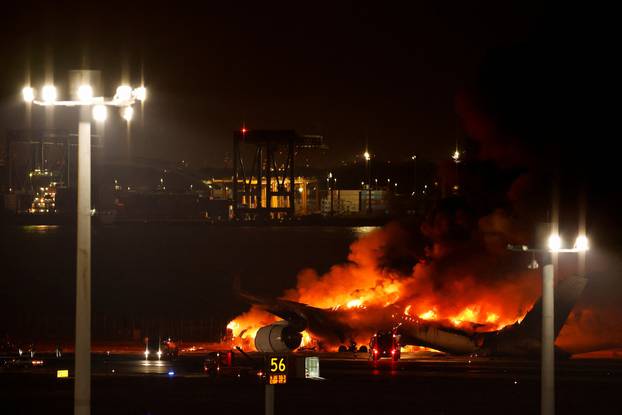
<box><xmin>338</xmin><ymin>340</ymin><xmax>359</xmax><ymax>353</ymax></box>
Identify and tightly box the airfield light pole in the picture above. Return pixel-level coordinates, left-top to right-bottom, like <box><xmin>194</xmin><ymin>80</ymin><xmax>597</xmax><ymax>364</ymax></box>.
<box><xmin>23</xmin><ymin>79</ymin><xmax>145</xmax><ymax>415</ymax></box>
<box><xmin>364</xmin><ymin>150</ymin><xmax>371</xmax><ymax>214</ymax></box>
<box><xmin>265</xmin><ymin>384</ymin><xmax>275</xmax><ymax>415</ymax></box>
<box><xmin>508</xmin><ymin>233</ymin><xmax>589</xmax><ymax>415</ymax></box>
<box><xmin>411</xmin><ymin>154</ymin><xmax>417</xmax><ymax>196</ymax></box>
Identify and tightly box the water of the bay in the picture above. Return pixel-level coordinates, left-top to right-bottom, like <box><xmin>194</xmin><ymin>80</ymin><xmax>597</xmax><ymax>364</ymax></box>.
<box><xmin>1</xmin><ymin>224</ymin><xmax>378</xmax><ymax>344</ymax></box>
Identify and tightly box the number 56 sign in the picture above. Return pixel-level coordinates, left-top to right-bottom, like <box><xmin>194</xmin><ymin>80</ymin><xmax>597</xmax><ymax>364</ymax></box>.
<box><xmin>265</xmin><ymin>355</ymin><xmax>288</xmax><ymax>385</ymax></box>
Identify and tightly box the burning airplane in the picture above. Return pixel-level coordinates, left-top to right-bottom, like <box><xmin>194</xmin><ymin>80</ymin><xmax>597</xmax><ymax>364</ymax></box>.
<box><xmin>234</xmin><ymin>272</ymin><xmax>586</xmax><ymax>357</ymax></box>
<box><xmin>226</xmin><ymin>207</ymin><xmax>621</xmax><ymax>357</ymax></box>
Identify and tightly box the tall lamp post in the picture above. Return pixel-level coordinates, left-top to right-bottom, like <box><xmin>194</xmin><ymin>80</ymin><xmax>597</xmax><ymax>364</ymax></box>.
<box><xmin>364</xmin><ymin>150</ymin><xmax>371</xmax><ymax>214</ymax></box>
<box><xmin>22</xmin><ymin>78</ymin><xmax>145</xmax><ymax>415</ymax></box>
<box><xmin>508</xmin><ymin>232</ymin><xmax>589</xmax><ymax>415</ymax></box>
<box><xmin>327</xmin><ymin>172</ymin><xmax>335</xmax><ymax>216</ymax></box>
<box><xmin>411</xmin><ymin>154</ymin><xmax>417</xmax><ymax>197</ymax></box>
<box><xmin>452</xmin><ymin>149</ymin><xmax>461</xmax><ymax>193</ymax></box>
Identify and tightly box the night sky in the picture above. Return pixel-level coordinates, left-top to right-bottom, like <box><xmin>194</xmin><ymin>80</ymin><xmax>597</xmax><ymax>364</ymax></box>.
<box><xmin>0</xmin><ymin>2</ymin><xmax>550</xmax><ymax>167</ymax></box>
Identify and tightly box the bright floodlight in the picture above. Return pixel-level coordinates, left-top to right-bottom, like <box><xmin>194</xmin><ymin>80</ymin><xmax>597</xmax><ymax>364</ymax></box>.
<box><xmin>547</xmin><ymin>233</ymin><xmax>562</xmax><ymax>252</ymax></box>
<box><xmin>452</xmin><ymin>149</ymin><xmax>461</xmax><ymax>162</ymax></box>
<box><xmin>122</xmin><ymin>106</ymin><xmax>134</xmax><ymax>122</ymax></box>
<box><xmin>22</xmin><ymin>86</ymin><xmax>35</xmax><ymax>102</ymax></box>
<box><xmin>574</xmin><ymin>235</ymin><xmax>589</xmax><ymax>252</ymax></box>
<box><xmin>92</xmin><ymin>104</ymin><xmax>108</xmax><ymax>122</ymax></box>
<box><xmin>116</xmin><ymin>85</ymin><xmax>133</xmax><ymax>102</ymax></box>
<box><xmin>134</xmin><ymin>86</ymin><xmax>146</xmax><ymax>102</ymax></box>
<box><xmin>77</xmin><ymin>84</ymin><xmax>93</xmax><ymax>103</ymax></box>
<box><xmin>364</xmin><ymin>151</ymin><xmax>370</xmax><ymax>161</ymax></box>
<box><xmin>41</xmin><ymin>85</ymin><xmax>57</xmax><ymax>103</ymax></box>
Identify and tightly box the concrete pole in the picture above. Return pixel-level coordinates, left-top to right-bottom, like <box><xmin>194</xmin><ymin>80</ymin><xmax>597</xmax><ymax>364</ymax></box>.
<box><xmin>366</xmin><ymin>160</ymin><xmax>371</xmax><ymax>214</ymax></box>
<box><xmin>541</xmin><ymin>263</ymin><xmax>555</xmax><ymax>415</ymax></box>
<box><xmin>413</xmin><ymin>156</ymin><xmax>417</xmax><ymax>197</ymax></box>
<box><xmin>75</xmin><ymin>120</ymin><xmax>91</xmax><ymax>415</ymax></box>
<box><xmin>330</xmin><ymin>182</ymin><xmax>334</xmax><ymax>216</ymax></box>
<box><xmin>265</xmin><ymin>384</ymin><xmax>274</xmax><ymax>415</ymax></box>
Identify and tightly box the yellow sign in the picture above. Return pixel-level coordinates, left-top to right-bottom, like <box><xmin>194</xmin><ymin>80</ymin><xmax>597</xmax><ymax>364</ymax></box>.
<box><xmin>269</xmin><ymin>357</ymin><xmax>286</xmax><ymax>373</ymax></box>
<box><xmin>266</xmin><ymin>355</ymin><xmax>288</xmax><ymax>385</ymax></box>
<box><xmin>268</xmin><ymin>374</ymin><xmax>287</xmax><ymax>384</ymax></box>
<box><xmin>57</xmin><ymin>369</ymin><xmax>69</xmax><ymax>378</ymax></box>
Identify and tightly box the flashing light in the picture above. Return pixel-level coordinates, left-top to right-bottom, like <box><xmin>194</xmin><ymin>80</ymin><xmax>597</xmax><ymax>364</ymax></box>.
<box><xmin>134</xmin><ymin>86</ymin><xmax>147</xmax><ymax>102</ymax></box>
<box><xmin>373</xmin><ymin>349</ymin><xmax>378</xmax><ymax>354</ymax></box>
<box><xmin>574</xmin><ymin>235</ymin><xmax>589</xmax><ymax>252</ymax></box>
<box><xmin>547</xmin><ymin>234</ymin><xmax>562</xmax><ymax>252</ymax></box>
<box><xmin>116</xmin><ymin>85</ymin><xmax>133</xmax><ymax>101</ymax></box>
<box><xmin>364</xmin><ymin>151</ymin><xmax>370</xmax><ymax>161</ymax></box>
<box><xmin>22</xmin><ymin>86</ymin><xmax>35</xmax><ymax>102</ymax></box>
<box><xmin>241</xmin><ymin>127</ymin><xmax>247</xmax><ymax>134</ymax></box>
<box><xmin>42</xmin><ymin>85</ymin><xmax>57</xmax><ymax>103</ymax></box>
<box><xmin>167</xmin><ymin>370</ymin><xmax>175</xmax><ymax>376</ymax></box>
<box><xmin>144</xmin><ymin>350</ymin><xmax>150</xmax><ymax>359</ymax></box>
<box><xmin>77</xmin><ymin>84</ymin><xmax>93</xmax><ymax>103</ymax></box>
<box><xmin>92</xmin><ymin>104</ymin><xmax>108</xmax><ymax>122</ymax></box>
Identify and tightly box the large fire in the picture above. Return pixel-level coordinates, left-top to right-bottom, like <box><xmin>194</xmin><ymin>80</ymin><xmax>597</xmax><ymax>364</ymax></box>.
<box><xmin>227</xmin><ymin>219</ymin><xmax>543</xmax><ymax>351</ymax></box>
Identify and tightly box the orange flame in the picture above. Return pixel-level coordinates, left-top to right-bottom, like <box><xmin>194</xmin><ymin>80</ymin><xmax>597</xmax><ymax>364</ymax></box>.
<box><xmin>228</xmin><ymin>223</ymin><xmax>541</xmax><ymax>350</ymax></box>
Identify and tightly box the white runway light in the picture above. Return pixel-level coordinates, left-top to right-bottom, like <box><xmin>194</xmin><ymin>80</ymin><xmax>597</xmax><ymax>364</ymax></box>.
<box><xmin>547</xmin><ymin>234</ymin><xmax>562</xmax><ymax>252</ymax></box>
<box><xmin>122</xmin><ymin>106</ymin><xmax>134</xmax><ymax>122</ymax></box>
<box><xmin>134</xmin><ymin>86</ymin><xmax>147</xmax><ymax>102</ymax></box>
<box><xmin>42</xmin><ymin>85</ymin><xmax>57</xmax><ymax>103</ymax></box>
<box><xmin>92</xmin><ymin>104</ymin><xmax>108</xmax><ymax>122</ymax></box>
<box><xmin>116</xmin><ymin>85</ymin><xmax>133</xmax><ymax>102</ymax></box>
<box><xmin>574</xmin><ymin>235</ymin><xmax>589</xmax><ymax>252</ymax></box>
<box><xmin>22</xmin><ymin>86</ymin><xmax>35</xmax><ymax>102</ymax></box>
<box><xmin>77</xmin><ymin>84</ymin><xmax>93</xmax><ymax>103</ymax></box>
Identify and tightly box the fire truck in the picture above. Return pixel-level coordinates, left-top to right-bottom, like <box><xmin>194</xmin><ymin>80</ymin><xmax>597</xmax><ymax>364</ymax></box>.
<box><xmin>369</xmin><ymin>330</ymin><xmax>401</xmax><ymax>361</ymax></box>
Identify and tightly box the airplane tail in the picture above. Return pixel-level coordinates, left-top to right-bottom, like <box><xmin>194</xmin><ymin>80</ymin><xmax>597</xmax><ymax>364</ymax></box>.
<box><xmin>509</xmin><ymin>273</ymin><xmax>588</xmax><ymax>341</ymax></box>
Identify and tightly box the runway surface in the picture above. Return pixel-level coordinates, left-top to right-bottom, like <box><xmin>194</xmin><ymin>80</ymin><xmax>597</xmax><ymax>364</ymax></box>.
<box><xmin>1</xmin><ymin>352</ymin><xmax>621</xmax><ymax>414</ymax></box>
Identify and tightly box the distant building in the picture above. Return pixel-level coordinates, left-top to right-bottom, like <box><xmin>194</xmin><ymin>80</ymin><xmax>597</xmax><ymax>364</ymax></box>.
<box><xmin>321</xmin><ymin>189</ymin><xmax>389</xmax><ymax>215</ymax></box>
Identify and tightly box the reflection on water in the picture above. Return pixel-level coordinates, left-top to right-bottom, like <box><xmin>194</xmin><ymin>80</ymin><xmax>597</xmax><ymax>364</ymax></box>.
<box><xmin>353</xmin><ymin>226</ymin><xmax>380</xmax><ymax>237</ymax></box>
<box><xmin>2</xmin><ymin>224</ymin><xmax>371</xmax><ymax>342</ymax></box>
<box><xmin>21</xmin><ymin>225</ymin><xmax>61</xmax><ymax>233</ymax></box>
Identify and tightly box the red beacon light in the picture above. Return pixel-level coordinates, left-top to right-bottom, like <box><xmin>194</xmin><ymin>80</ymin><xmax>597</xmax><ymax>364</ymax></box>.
<box><xmin>241</xmin><ymin>127</ymin><xmax>247</xmax><ymax>134</ymax></box>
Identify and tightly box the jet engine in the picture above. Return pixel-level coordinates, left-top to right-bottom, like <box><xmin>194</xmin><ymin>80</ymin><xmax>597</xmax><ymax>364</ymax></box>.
<box><xmin>254</xmin><ymin>322</ymin><xmax>302</xmax><ymax>353</ymax></box>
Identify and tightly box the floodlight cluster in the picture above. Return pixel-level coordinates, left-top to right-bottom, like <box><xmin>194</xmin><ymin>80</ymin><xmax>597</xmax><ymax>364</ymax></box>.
<box><xmin>22</xmin><ymin>83</ymin><xmax>146</xmax><ymax>123</ymax></box>
<box><xmin>547</xmin><ymin>233</ymin><xmax>589</xmax><ymax>252</ymax></box>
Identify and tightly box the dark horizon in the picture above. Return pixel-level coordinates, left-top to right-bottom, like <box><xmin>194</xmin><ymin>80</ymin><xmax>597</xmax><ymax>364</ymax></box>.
<box><xmin>1</xmin><ymin>2</ymin><xmax>555</xmax><ymax>168</ymax></box>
